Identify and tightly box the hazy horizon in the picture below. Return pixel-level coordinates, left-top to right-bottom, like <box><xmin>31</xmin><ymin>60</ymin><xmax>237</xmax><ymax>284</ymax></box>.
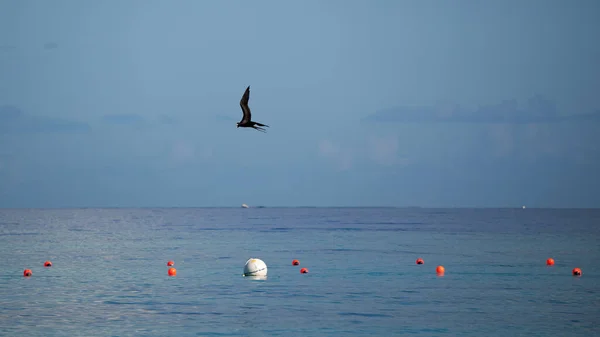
<box><xmin>1</xmin><ymin>206</ymin><xmax>598</xmax><ymax>210</ymax></box>
<box><xmin>2</xmin><ymin>1</ymin><xmax>599</xmax><ymax>208</ymax></box>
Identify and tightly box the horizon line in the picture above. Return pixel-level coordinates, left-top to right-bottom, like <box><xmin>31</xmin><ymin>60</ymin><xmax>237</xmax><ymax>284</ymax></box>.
<box><xmin>1</xmin><ymin>206</ymin><xmax>599</xmax><ymax>210</ymax></box>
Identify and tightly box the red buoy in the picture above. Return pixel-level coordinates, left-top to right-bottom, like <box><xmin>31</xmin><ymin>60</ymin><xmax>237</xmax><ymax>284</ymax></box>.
<box><xmin>292</xmin><ymin>259</ymin><xmax>300</xmax><ymax>266</ymax></box>
<box><xmin>44</xmin><ymin>261</ymin><xmax>52</xmax><ymax>267</ymax></box>
<box><xmin>300</xmin><ymin>268</ymin><xmax>308</xmax><ymax>274</ymax></box>
<box><xmin>167</xmin><ymin>260</ymin><xmax>174</xmax><ymax>267</ymax></box>
<box><xmin>416</xmin><ymin>258</ymin><xmax>424</xmax><ymax>265</ymax></box>
<box><xmin>23</xmin><ymin>269</ymin><xmax>32</xmax><ymax>277</ymax></box>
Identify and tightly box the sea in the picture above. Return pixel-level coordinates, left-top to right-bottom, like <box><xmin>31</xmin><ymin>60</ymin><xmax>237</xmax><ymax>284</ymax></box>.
<box><xmin>0</xmin><ymin>207</ymin><xmax>599</xmax><ymax>336</ymax></box>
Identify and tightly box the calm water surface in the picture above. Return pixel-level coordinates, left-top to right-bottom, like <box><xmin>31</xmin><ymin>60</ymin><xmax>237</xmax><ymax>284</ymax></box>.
<box><xmin>1</xmin><ymin>208</ymin><xmax>599</xmax><ymax>336</ymax></box>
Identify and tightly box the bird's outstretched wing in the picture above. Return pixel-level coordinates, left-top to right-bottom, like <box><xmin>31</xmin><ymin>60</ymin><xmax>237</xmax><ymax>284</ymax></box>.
<box><xmin>239</xmin><ymin>86</ymin><xmax>251</xmax><ymax>124</ymax></box>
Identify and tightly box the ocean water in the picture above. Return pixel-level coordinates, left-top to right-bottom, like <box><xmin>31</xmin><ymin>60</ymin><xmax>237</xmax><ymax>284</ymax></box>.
<box><xmin>0</xmin><ymin>207</ymin><xmax>599</xmax><ymax>336</ymax></box>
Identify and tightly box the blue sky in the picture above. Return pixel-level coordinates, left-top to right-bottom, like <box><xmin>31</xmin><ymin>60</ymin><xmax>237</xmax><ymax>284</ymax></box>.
<box><xmin>1</xmin><ymin>0</ymin><xmax>599</xmax><ymax>208</ymax></box>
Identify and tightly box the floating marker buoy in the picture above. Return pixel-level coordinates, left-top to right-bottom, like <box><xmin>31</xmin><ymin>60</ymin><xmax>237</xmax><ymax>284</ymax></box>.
<box><xmin>44</xmin><ymin>261</ymin><xmax>52</xmax><ymax>267</ymax></box>
<box><xmin>168</xmin><ymin>267</ymin><xmax>177</xmax><ymax>276</ymax></box>
<box><xmin>416</xmin><ymin>258</ymin><xmax>424</xmax><ymax>265</ymax></box>
<box><xmin>167</xmin><ymin>260</ymin><xmax>174</xmax><ymax>267</ymax></box>
<box><xmin>572</xmin><ymin>268</ymin><xmax>582</xmax><ymax>276</ymax></box>
<box><xmin>23</xmin><ymin>269</ymin><xmax>32</xmax><ymax>277</ymax></box>
<box><xmin>546</xmin><ymin>258</ymin><xmax>554</xmax><ymax>266</ymax></box>
<box><xmin>436</xmin><ymin>265</ymin><xmax>445</xmax><ymax>275</ymax></box>
<box><xmin>300</xmin><ymin>267</ymin><xmax>308</xmax><ymax>274</ymax></box>
<box><xmin>243</xmin><ymin>258</ymin><xmax>267</xmax><ymax>277</ymax></box>
<box><xmin>292</xmin><ymin>259</ymin><xmax>300</xmax><ymax>266</ymax></box>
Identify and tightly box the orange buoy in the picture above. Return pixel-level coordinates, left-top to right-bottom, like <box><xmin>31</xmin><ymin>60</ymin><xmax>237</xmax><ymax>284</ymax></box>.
<box><xmin>168</xmin><ymin>267</ymin><xmax>177</xmax><ymax>276</ymax></box>
<box><xmin>572</xmin><ymin>267</ymin><xmax>582</xmax><ymax>276</ymax></box>
<box><xmin>23</xmin><ymin>269</ymin><xmax>32</xmax><ymax>277</ymax></box>
<box><xmin>546</xmin><ymin>258</ymin><xmax>554</xmax><ymax>266</ymax></box>
<box><xmin>300</xmin><ymin>267</ymin><xmax>308</xmax><ymax>274</ymax></box>
<box><xmin>292</xmin><ymin>259</ymin><xmax>300</xmax><ymax>266</ymax></box>
<box><xmin>416</xmin><ymin>258</ymin><xmax>424</xmax><ymax>265</ymax></box>
<box><xmin>167</xmin><ymin>260</ymin><xmax>174</xmax><ymax>267</ymax></box>
<box><xmin>436</xmin><ymin>265</ymin><xmax>445</xmax><ymax>275</ymax></box>
<box><xmin>44</xmin><ymin>261</ymin><xmax>52</xmax><ymax>267</ymax></box>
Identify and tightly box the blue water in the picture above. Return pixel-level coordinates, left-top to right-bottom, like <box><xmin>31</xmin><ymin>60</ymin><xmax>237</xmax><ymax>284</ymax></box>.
<box><xmin>1</xmin><ymin>207</ymin><xmax>599</xmax><ymax>336</ymax></box>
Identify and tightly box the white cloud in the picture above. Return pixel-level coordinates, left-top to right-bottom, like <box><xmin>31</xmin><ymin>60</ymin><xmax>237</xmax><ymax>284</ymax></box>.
<box><xmin>318</xmin><ymin>139</ymin><xmax>338</xmax><ymax>156</ymax></box>
<box><xmin>367</xmin><ymin>135</ymin><xmax>400</xmax><ymax>166</ymax></box>
<box><xmin>318</xmin><ymin>136</ymin><xmax>413</xmax><ymax>171</ymax></box>
<box><xmin>166</xmin><ymin>140</ymin><xmax>214</xmax><ymax>169</ymax></box>
<box><xmin>318</xmin><ymin>139</ymin><xmax>354</xmax><ymax>171</ymax></box>
<box><xmin>485</xmin><ymin>123</ymin><xmax>575</xmax><ymax>163</ymax></box>
<box><xmin>171</xmin><ymin>141</ymin><xmax>196</xmax><ymax>163</ymax></box>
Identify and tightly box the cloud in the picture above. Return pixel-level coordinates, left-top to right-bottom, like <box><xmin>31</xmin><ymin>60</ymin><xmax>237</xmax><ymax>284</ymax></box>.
<box><xmin>101</xmin><ymin>113</ymin><xmax>146</xmax><ymax>125</ymax></box>
<box><xmin>318</xmin><ymin>139</ymin><xmax>338</xmax><ymax>156</ymax></box>
<box><xmin>366</xmin><ymin>135</ymin><xmax>411</xmax><ymax>167</ymax></box>
<box><xmin>365</xmin><ymin>95</ymin><xmax>600</xmax><ymax>124</ymax></box>
<box><xmin>487</xmin><ymin>124</ymin><xmax>515</xmax><ymax>158</ymax></box>
<box><xmin>0</xmin><ymin>105</ymin><xmax>91</xmax><ymax>134</ymax></box>
<box><xmin>101</xmin><ymin>113</ymin><xmax>180</xmax><ymax>127</ymax></box>
<box><xmin>43</xmin><ymin>42</ymin><xmax>59</xmax><ymax>50</ymax></box>
<box><xmin>171</xmin><ymin>141</ymin><xmax>196</xmax><ymax>163</ymax></box>
<box><xmin>0</xmin><ymin>105</ymin><xmax>21</xmax><ymax>120</ymax></box>
<box><xmin>0</xmin><ymin>45</ymin><xmax>17</xmax><ymax>52</ymax></box>
<box><xmin>141</xmin><ymin>140</ymin><xmax>214</xmax><ymax>173</ymax></box>
<box><xmin>158</xmin><ymin>114</ymin><xmax>176</xmax><ymax>125</ymax></box>
<box><xmin>317</xmin><ymin>139</ymin><xmax>354</xmax><ymax>171</ymax></box>
<box><xmin>317</xmin><ymin>136</ymin><xmax>413</xmax><ymax>171</ymax></box>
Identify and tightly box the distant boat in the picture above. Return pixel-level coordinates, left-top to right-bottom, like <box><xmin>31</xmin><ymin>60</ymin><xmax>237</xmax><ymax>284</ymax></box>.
<box><xmin>522</xmin><ymin>206</ymin><xmax>526</xmax><ymax>209</ymax></box>
<box><xmin>241</xmin><ymin>204</ymin><xmax>249</xmax><ymax>208</ymax></box>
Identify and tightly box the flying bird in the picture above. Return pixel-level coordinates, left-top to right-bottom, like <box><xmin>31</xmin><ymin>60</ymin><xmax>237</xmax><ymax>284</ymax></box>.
<box><xmin>237</xmin><ymin>86</ymin><xmax>269</xmax><ymax>132</ymax></box>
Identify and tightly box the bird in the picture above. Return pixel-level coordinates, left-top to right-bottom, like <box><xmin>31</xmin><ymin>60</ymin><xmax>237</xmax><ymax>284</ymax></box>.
<box><xmin>237</xmin><ymin>86</ymin><xmax>269</xmax><ymax>133</ymax></box>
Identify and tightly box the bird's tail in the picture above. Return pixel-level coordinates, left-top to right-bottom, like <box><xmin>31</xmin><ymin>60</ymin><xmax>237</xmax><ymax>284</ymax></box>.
<box><xmin>254</xmin><ymin>122</ymin><xmax>269</xmax><ymax>127</ymax></box>
<box><xmin>253</xmin><ymin>126</ymin><xmax>267</xmax><ymax>132</ymax></box>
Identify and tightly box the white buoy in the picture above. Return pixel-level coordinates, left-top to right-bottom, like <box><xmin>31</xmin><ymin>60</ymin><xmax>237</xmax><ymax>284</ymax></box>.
<box><xmin>243</xmin><ymin>258</ymin><xmax>267</xmax><ymax>277</ymax></box>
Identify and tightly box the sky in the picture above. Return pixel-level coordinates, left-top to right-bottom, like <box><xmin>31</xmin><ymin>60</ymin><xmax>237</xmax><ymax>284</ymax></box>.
<box><xmin>1</xmin><ymin>0</ymin><xmax>599</xmax><ymax>208</ymax></box>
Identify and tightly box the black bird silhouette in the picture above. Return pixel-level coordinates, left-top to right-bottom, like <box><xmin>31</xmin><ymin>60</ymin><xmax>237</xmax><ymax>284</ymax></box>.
<box><xmin>237</xmin><ymin>86</ymin><xmax>269</xmax><ymax>132</ymax></box>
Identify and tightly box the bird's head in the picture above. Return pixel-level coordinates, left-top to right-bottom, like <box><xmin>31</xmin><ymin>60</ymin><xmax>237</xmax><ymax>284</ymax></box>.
<box><xmin>236</xmin><ymin>122</ymin><xmax>240</xmax><ymax>128</ymax></box>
